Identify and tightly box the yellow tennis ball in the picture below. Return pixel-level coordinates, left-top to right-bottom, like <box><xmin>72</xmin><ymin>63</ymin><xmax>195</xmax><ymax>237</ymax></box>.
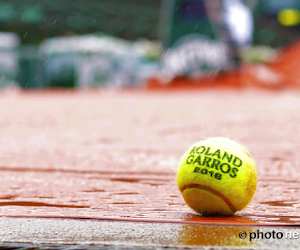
<box><xmin>177</xmin><ymin>137</ymin><xmax>257</xmax><ymax>216</ymax></box>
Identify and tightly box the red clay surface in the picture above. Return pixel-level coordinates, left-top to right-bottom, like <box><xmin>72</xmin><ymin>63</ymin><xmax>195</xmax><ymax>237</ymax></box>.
<box><xmin>0</xmin><ymin>89</ymin><xmax>300</xmax><ymax>226</ymax></box>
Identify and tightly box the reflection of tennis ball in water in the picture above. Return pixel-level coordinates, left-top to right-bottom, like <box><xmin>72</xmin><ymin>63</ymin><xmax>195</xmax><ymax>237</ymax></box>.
<box><xmin>177</xmin><ymin>137</ymin><xmax>257</xmax><ymax>216</ymax></box>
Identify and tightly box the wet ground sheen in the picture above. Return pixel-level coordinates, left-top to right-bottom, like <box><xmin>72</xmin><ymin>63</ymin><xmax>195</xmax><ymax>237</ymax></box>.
<box><xmin>0</xmin><ymin>89</ymin><xmax>300</xmax><ymax>248</ymax></box>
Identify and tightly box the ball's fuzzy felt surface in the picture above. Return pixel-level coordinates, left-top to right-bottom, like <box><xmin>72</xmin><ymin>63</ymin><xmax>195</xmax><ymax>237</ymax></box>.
<box><xmin>177</xmin><ymin>137</ymin><xmax>257</xmax><ymax>216</ymax></box>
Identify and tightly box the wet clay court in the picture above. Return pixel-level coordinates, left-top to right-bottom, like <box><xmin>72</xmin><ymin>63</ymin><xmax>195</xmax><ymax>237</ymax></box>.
<box><xmin>0</xmin><ymin>89</ymin><xmax>300</xmax><ymax>249</ymax></box>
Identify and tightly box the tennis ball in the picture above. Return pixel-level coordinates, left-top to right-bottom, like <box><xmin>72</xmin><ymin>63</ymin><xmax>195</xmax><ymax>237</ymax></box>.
<box><xmin>177</xmin><ymin>137</ymin><xmax>257</xmax><ymax>216</ymax></box>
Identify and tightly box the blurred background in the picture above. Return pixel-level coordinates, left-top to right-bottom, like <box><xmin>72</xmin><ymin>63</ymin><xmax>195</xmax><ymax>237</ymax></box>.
<box><xmin>1</xmin><ymin>0</ymin><xmax>300</xmax><ymax>89</ymax></box>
